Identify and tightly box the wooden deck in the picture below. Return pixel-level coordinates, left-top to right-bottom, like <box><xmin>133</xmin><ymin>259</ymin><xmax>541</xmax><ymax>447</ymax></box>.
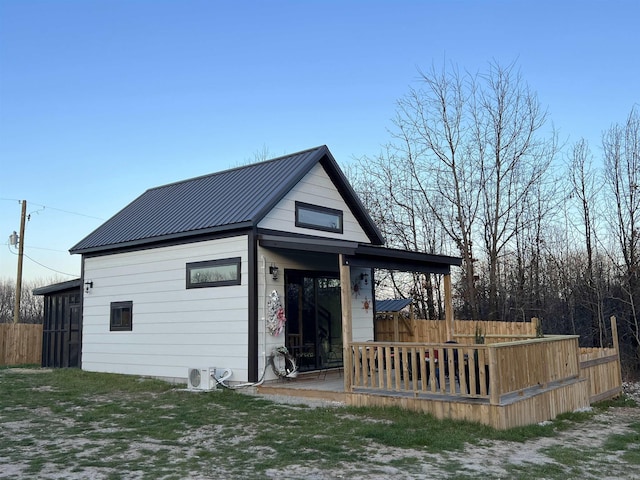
<box><xmin>258</xmin><ymin>318</ymin><xmax>622</xmax><ymax>429</ymax></box>
<box><xmin>257</xmin><ymin>370</ymin><xmax>347</xmax><ymax>403</ymax></box>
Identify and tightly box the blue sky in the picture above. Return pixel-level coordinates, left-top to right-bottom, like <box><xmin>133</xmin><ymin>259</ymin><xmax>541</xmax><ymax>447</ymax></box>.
<box><xmin>1</xmin><ymin>0</ymin><xmax>638</xmax><ymax>283</ymax></box>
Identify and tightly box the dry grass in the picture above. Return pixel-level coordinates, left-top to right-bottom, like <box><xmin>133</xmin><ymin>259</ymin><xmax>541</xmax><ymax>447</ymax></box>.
<box><xmin>1</xmin><ymin>367</ymin><xmax>639</xmax><ymax>479</ymax></box>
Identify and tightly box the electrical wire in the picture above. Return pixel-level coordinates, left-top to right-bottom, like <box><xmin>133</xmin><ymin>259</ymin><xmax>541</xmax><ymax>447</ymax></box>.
<box><xmin>1</xmin><ymin>198</ymin><xmax>105</xmax><ymax>221</ymax></box>
<box><xmin>6</xmin><ymin>243</ymin><xmax>77</xmax><ymax>277</ymax></box>
<box><xmin>22</xmin><ymin>252</ymin><xmax>77</xmax><ymax>277</ymax></box>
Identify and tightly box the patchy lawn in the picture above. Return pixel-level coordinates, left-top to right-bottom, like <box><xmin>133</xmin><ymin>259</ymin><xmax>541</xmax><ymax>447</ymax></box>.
<box><xmin>1</xmin><ymin>367</ymin><xmax>639</xmax><ymax>479</ymax></box>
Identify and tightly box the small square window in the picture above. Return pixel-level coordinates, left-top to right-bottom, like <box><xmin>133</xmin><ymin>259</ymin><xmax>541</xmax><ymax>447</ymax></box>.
<box><xmin>295</xmin><ymin>202</ymin><xmax>343</xmax><ymax>233</ymax></box>
<box><xmin>110</xmin><ymin>301</ymin><xmax>132</xmax><ymax>331</ymax></box>
<box><xmin>186</xmin><ymin>257</ymin><xmax>242</xmax><ymax>288</ymax></box>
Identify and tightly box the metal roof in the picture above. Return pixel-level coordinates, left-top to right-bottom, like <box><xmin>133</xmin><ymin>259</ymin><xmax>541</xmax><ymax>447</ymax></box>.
<box><xmin>33</xmin><ymin>278</ymin><xmax>81</xmax><ymax>296</ymax></box>
<box><xmin>70</xmin><ymin>146</ymin><xmax>384</xmax><ymax>254</ymax></box>
<box><xmin>375</xmin><ymin>298</ymin><xmax>413</xmax><ymax>312</ymax></box>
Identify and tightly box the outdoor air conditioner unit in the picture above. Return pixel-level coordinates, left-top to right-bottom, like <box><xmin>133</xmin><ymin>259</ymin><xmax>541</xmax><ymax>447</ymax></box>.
<box><xmin>187</xmin><ymin>368</ymin><xmax>215</xmax><ymax>391</ymax></box>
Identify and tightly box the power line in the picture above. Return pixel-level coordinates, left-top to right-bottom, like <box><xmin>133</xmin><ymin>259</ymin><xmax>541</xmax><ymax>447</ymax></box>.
<box><xmin>6</xmin><ymin>243</ymin><xmax>77</xmax><ymax>277</ymax></box>
<box><xmin>23</xmin><ymin>252</ymin><xmax>77</xmax><ymax>277</ymax></box>
<box><xmin>1</xmin><ymin>198</ymin><xmax>105</xmax><ymax>221</ymax></box>
<box><xmin>22</xmin><ymin>245</ymin><xmax>69</xmax><ymax>253</ymax></box>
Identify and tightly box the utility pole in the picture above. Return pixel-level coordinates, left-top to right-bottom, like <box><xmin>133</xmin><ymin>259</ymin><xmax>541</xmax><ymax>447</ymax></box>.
<box><xmin>13</xmin><ymin>200</ymin><xmax>27</xmax><ymax>324</ymax></box>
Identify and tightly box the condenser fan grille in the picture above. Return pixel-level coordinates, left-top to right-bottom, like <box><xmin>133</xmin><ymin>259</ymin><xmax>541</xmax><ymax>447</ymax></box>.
<box><xmin>189</xmin><ymin>368</ymin><xmax>202</xmax><ymax>388</ymax></box>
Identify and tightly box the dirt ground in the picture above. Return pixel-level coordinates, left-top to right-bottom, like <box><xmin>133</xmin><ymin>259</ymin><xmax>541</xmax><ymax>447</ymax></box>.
<box><xmin>2</xmin><ymin>372</ymin><xmax>640</xmax><ymax>479</ymax></box>
<box><xmin>256</xmin><ymin>382</ymin><xmax>640</xmax><ymax>479</ymax></box>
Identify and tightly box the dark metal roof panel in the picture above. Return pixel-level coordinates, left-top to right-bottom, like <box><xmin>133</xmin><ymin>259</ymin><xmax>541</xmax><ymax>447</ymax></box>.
<box><xmin>70</xmin><ymin>146</ymin><xmax>325</xmax><ymax>254</ymax></box>
<box><xmin>33</xmin><ymin>279</ymin><xmax>82</xmax><ymax>296</ymax></box>
<box><xmin>375</xmin><ymin>298</ymin><xmax>413</xmax><ymax>312</ymax></box>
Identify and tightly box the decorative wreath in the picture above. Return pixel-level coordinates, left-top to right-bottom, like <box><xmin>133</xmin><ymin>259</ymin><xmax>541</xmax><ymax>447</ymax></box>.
<box><xmin>270</xmin><ymin>346</ymin><xmax>298</xmax><ymax>378</ymax></box>
<box><xmin>266</xmin><ymin>290</ymin><xmax>287</xmax><ymax>336</ymax></box>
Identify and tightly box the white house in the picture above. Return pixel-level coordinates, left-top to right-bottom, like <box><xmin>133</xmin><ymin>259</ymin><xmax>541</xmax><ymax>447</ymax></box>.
<box><xmin>70</xmin><ymin>145</ymin><xmax>460</xmax><ymax>386</ymax></box>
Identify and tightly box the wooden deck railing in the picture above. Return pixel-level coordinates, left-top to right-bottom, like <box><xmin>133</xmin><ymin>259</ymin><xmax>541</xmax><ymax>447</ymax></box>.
<box><xmin>350</xmin><ymin>342</ymin><xmax>491</xmax><ymax>399</ymax></box>
<box><xmin>349</xmin><ymin>335</ymin><xmax>581</xmax><ymax>405</ymax></box>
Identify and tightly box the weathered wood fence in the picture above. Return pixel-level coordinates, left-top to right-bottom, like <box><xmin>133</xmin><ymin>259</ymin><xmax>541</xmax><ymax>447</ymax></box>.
<box><xmin>375</xmin><ymin>316</ymin><xmax>540</xmax><ymax>344</ymax></box>
<box><xmin>578</xmin><ymin>317</ymin><xmax>623</xmax><ymax>402</ymax></box>
<box><xmin>0</xmin><ymin>323</ymin><xmax>43</xmax><ymax>366</ymax></box>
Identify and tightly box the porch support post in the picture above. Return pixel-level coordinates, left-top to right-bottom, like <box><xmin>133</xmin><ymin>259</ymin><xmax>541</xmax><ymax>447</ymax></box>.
<box><xmin>444</xmin><ymin>272</ymin><xmax>454</xmax><ymax>341</ymax></box>
<box><xmin>339</xmin><ymin>254</ymin><xmax>353</xmax><ymax>393</ymax></box>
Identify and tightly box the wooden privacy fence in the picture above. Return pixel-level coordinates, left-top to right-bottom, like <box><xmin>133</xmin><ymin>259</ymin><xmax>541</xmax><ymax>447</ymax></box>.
<box><xmin>375</xmin><ymin>316</ymin><xmax>540</xmax><ymax>344</ymax></box>
<box><xmin>579</xmin><ymin>317</ymin><xmax>623</xmax><ymax>402</ymax></box>
<box><xmin>0</xmin><ymin>323</ymin><xmax>43</xmax><ymax>366</ymax></box>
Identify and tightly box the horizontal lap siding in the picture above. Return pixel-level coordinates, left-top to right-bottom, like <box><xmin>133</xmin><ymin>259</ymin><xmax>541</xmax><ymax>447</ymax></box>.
<box><xmin>351</xmin><ymin>267</ymin><xmax>373</xmax><ymax>342</ymax></box>
<box><xmin>255</xmin><ymin>249</ymin><xmax>373</xmax><ymax>379</ymax></box>
<box><xmin>258</xmin><ymin>163</ymin><xmax>371</xmax><ymax>243</ymax></box>
<box><xmin>82</xmin><ymin>236</ymin><xmax>249</xmax><ymax>381</ymax></box>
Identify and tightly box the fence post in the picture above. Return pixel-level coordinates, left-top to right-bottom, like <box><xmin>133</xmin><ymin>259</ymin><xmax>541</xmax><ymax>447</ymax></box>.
<box><xmin>611</xmin><ymin>316</ymin><xmax>623</xmax><ymax>390</ymax></box>
<box><xmin>531</xmin><ymin>317</ymin><xmax>540</xmax><ymax>337</ymax></box>
<box><xmin>444</xmin><ymin>273</ymin><xmax>454</xmax><ymax>341</ymax></box>
<box><xmin>488</xmin><ymin>345</ymin><xmax>499</xmax><ymax>405</ymax></box>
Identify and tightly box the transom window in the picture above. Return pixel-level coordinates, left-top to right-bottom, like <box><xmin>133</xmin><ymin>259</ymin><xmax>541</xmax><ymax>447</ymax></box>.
<box><xmin>110</xmin><ymin>301</ymin><xmax>132</xmax><ymax>331</ymax></box>
<box><xmin>295</xmin><ymin>201</ymin><xmax>343</xmax><ymax>234</ymax></box>
<box><xmin>186</xmin><ymin>257</ymin><xmax>242</xmax><ymax>288</ymax></box>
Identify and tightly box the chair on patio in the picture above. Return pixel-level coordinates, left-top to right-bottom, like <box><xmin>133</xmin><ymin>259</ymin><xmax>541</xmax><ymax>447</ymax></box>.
<box><xmin>356</xmin><ymin>341</ymin><xmax>378</xmax><ymax>376</ymax></box>
<box><xmin>443</xmin><ymin>340</ymin><xmax>461</xmax><ymax>387</ymax></box>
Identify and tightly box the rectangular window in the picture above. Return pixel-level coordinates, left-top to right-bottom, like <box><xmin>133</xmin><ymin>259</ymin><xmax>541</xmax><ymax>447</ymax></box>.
<box><xmin>295</xmin><ymin>202</ymin><xmax>343</xmax><ymax>234</ymax></box>
<box><xmin>110</xmin><ymin>301</ymin><xmax>132</xmax><ymax>332</ymax></box>
<box><xmin>186</xmin><ymin>257</ymin><xmax>242</xmax><ymax>288</ymax></box>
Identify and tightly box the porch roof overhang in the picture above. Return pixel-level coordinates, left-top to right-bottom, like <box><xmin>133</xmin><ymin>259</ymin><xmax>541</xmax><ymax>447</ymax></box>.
<box><xmin>258</xmin><ymin>234</ymin><xmax>462</xmax><ymax>275</ymax></box>
<box><xmin>258</xmin><ymin>234</ymin><xmax>359</xmax><ymax>254</ymax></box>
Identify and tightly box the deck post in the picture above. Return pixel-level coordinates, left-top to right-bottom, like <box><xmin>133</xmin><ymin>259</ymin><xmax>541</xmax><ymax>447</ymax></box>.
<box><xmin>339</xmin><ymin>254</ymin><xmax>353</xmax><ymax>393</ymax></box>
<box><xmin>488</xmin><ymin>345</ymin><xmax>499</xmax><ymax>405</ymax></box>
<box><xmin>444</xmin><ymin>273</ymin><xmax>454</xmax><ymax>341</ymax></box>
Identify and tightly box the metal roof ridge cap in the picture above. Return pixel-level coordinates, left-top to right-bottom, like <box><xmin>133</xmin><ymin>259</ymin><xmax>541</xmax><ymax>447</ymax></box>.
<box><xmin>146</xmin><ymin>145</ymin><xmax>328</xmax><ymax>192</ymax></box>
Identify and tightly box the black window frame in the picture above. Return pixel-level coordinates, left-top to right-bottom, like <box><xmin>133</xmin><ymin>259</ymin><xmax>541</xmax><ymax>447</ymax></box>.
<box><xmin>110</xmin><ymin>301</ymin><xmax>133</xmax><ymax>332</ymax></box>
<box><xmin>295</xmin><ymin>201</ymin><xmax>343</xmax><ymax>234</ymax></box>
<box><xmin>186</xmin><ymin>257</ymin><xmax>242</xmax><ymax>289</ymax></box>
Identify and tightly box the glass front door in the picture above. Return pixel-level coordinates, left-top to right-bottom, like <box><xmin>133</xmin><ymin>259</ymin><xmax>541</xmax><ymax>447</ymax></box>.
<box><xmin>285</xmin><ymin>271</ymin><xmax>343</xmax><ymax>372</ymax></box>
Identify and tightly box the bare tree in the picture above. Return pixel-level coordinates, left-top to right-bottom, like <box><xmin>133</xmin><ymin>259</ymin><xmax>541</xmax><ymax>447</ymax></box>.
<box><xmin>347</xmin><ymin>151</ymin><xmax>448</xmax><ymax>319</ymax></box>
<box><xmin>567</xmin><ymin>138</ymin><xmax>607</xmax><ymax>345</ymax></box>
<box><xmin>603</xmin><ymin>106</ymin><xmax>640</xmax><ymax>364</ymax></box>
<box><xmin>469</xmin><ymin>61</ymin><xmax>557</xmax><ymax>318</ymax></box>
<box><xmin>390</xmin><ymin>63</ymin><xmax>482</xmax><ymax>318</ymax></box>
<box><xmin>356</xmin><ymin>60</ymin><xmax>556</xmax><ymax>320</ymax></box>
<box><xmin>0</xmin><ymin>278</ymin><xmax>46</xmax><ymax>324</ymax></box>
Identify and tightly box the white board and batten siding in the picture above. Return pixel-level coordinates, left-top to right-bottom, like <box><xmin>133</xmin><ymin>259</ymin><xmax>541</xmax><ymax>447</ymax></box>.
<box><xmin>82</xmin><ymin>235</ymin><xmax>250</xmax><ymax>382</ymax></box>
<box><xmin>258</xmin><ymin>163</ymin><xmax>371</xmax><ymax>244</ymax></box>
